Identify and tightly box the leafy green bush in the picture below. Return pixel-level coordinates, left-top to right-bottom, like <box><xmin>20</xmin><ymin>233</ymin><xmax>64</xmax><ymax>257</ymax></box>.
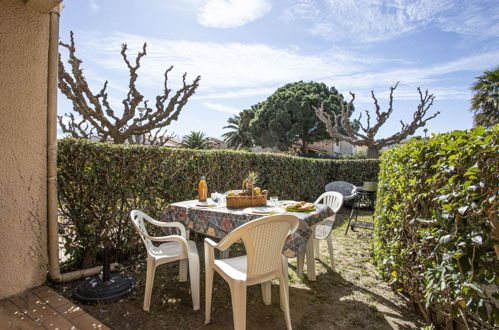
<box><xmin>336</xmin><ymin>151</ymin><xmax>367</xmax><ymax>159</ymax></box>
<box><xmin>58</xmin><ymin>138</ymin><xmax>379</xmax><ymax>268</ymax></box>
<box><xmin>308</xmin><ymin>151</ymin><xmax>367</xmax><ymax>160</ymax></box>
<box><xmin>373</xmin><ymin>126</ymin><xmax>498</xmax><ymax>328</ymax></box>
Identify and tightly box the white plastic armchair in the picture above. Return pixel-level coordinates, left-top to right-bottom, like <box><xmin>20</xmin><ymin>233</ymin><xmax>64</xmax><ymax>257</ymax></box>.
<box><xmin>204</xmin><ymin>214</ymin><xmax>299</xmax><ymax>330</ymax></box>
<box><xmin>129</xmin><ymin>210</ymin><xmax>200</xmax><ymax>312</ymax></box>
<box><xmin>297</xmin><ymin>192</ymin><xmax>344</xmax><ymax>279</ymax></box>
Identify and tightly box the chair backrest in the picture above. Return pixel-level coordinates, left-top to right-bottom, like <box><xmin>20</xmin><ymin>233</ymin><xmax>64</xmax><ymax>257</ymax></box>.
<box><xmin>324</xmin><ymin>181</ymin><xmax>357</xmax><ymax>200</ymax></box>
<box><xmin>130</xmin><ymin>210</ymin><xmax>155</xmax><ymax>253</ymax></box>
<box><xmin>314</xmin><ymin>191</ymin><xmax>344</xmax><ymax>213</ymax></box>
<box><xmin>219</xmin><ymin>215</ymin><xmax>299</xmax><ymax>280</ymax></box>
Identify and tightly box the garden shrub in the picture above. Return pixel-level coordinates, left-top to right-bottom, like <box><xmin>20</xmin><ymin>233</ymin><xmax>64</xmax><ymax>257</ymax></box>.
<box><xmin>373</xmin><ymin>126</ymin><xmax>498</xmax><ymax>328</ymax></box>
<box><xmin>58</xmin><ymin>138</ymin><xmax>379</xmax><ymax>269</ymax></box>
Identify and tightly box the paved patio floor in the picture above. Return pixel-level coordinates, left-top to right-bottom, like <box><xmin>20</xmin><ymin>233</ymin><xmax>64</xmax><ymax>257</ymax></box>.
<box><xmin>0</xmin><ymin>286</ymin><xmax>109</xmax><ymax>329</ymax></box>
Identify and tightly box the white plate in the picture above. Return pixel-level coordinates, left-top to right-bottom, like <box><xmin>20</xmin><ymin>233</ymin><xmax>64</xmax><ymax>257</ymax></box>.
<box><xmin>195</xmin><ymin>201</ymin><xmax>217</xmax><ymax>207</ymax></box>
<box><xmin>243</xmin><ymin>206</ymin><xmax>284</xmax><ymax>215</ymax></box>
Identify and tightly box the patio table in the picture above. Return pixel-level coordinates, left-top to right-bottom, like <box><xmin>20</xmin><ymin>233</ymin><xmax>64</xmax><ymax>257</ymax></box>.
<box><xmin>160</xmin><ymin>200</ymin><xmax>334</xmax><ymax>259</ymax></box>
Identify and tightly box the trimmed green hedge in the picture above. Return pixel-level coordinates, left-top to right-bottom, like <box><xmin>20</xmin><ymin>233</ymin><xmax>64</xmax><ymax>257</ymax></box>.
<box><xmin>373</xmin><ymin>126</ymin><xmax>498</xmax><ymax>328</ymax></box>
<box><xmin>58</xmin><ymin>138</ymin><xmax>379</xmax><ymax>268</ymax></box>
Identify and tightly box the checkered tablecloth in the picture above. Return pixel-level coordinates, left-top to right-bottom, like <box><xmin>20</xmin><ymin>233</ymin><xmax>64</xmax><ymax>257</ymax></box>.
<box><xmin>160</xmin><ymin>200</ymin><xmax>334</xmax><ymax>258</ymax></box>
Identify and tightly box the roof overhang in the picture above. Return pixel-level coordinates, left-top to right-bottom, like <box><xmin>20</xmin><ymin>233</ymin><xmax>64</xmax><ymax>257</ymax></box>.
<box><xmin>23</xmin><ymin>0</ymin><xmax>62</xmax><ymax>13</ymax></box>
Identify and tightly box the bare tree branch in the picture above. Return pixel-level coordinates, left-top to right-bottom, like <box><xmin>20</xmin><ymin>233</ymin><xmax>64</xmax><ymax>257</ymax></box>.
<box><xmin>315</xmin><ymin>83</ymin><xmax>439</xmax><ymax>158</ymax></box>
<box><xmin>58</xmin><ymin>31</ymin><xmax>201</xmax><ymax>144</ymax></box>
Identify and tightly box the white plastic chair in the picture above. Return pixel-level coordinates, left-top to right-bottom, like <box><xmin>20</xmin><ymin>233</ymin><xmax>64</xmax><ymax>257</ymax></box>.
<box><xmin>297</xmin><ymin>192</ymin><xmax>344</xmax><ymax>279</ymax></box>
<box><xmin>130</xmin><ymin>210</ymin><xmax>200</xmax><ymax>311</ymax></box>
<box><xmin>204</xmin><ymin>214</ymin><xmax>299</xmax><ymax>330</ymax></box>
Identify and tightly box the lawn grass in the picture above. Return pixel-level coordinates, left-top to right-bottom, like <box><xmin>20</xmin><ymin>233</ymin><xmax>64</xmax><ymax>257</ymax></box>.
<box><xmin>50</xmin><ymin>208</ymin><xmax>422</xmax><ymax>329</ymax></box>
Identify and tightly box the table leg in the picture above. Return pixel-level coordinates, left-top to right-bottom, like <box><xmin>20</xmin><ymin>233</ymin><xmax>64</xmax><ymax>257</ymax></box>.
<box><xmin>219</xmin><ymin>249</ymin><xmax>230</xmax><ymax>259</ymax></box>
<box><xmin>305</xmin><ymin>239</ymin><xmax>316</xmax><ymax>281</ymax></box>
<box><xmin>296</xmin><ymin>251</ymin><xmax>304</xmax><ymax>277</ymax></box>
<box><xmin>313</xmin><ymin>239</ymin><xmax>320</xmax><ymax>259</ymax></box>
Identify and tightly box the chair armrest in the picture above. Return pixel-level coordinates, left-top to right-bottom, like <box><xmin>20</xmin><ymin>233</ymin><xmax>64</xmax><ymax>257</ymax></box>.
<box><xmin>144</xmin><ymin>233</ymin><xmax>189</xmax><ymax>255</ymax></box>
<box><xmin>216</xmin><ymin>232</ymin><xmax>244</xmax><ymax>251</ymax></box>
<box><xmin>145</xmin><ymin>217</ymin><xmax>187</xmax><ymax>239</ymax></box>
<box><xmin>204</xmin><ymin>238</ymin><xmax>218</xmax><ymax>248</ymax></box>
<box><xmin>204</xmin><ymin>238</ymin><xmax>217</xmax><ymax>265</ymax></box>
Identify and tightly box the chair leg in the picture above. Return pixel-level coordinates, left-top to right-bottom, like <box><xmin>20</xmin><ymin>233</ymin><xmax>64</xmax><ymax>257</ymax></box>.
<box><xmin>296</xmin><ymin>251</ymin><xmax>305</xmax><ymax>277</ymax></box>
<box><xmin>179</xmin><ymin>259</ymin><xmax>188</xmax><ymax>282</ymax></box>
<box><xmin>188</xmin><ymin>255</ymin><xmax>200</xmax><ymax>311</ymax></box>
<box><xmin>326</xmin><ymin>237</ymin><xmax>334</xmax><ymax>269</ymax></box>
<box><xmin>313</xmin><ymin>239</ymin><xmax>320</xmax><ymax>259</ymax></box>
<box><xmin>261</xmin><ymin>281</ymin><xmax>271</xmax><ymax>305</ymax></box>
<box><xmin>305</xmin><ymin>239</ymin><xmax>316</xmax><ymax>281</ymax></box>
<box><xmin>143</xmin><ymin>258</ymin><xmax>156</xmax><ymax>312</ymax></box>
<box><xmin>229</xmin><ymin>281</ymin><xmax>247</xmax><ymax>330</ymax></box>
<box><xmin>279</xmin><ymin>257</ymin><xmax>292</xmax><ymax>330</ymax></box>
<box><xmin>280</xmin><ymin>256</ymin><xmax>289</xmax><ymax>312</ymax></box>
<box><xmin>205</xmin><ymin>264</ymin><xmax>214</xmax><ymax>324</ymax></box>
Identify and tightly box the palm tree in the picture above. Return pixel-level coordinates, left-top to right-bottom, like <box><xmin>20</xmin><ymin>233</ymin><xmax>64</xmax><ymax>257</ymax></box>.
<box><xmin>180</xmin><ymin>131</ymin><xmax>213</xmax><ymax>150</ymax></box>
<box><xmin>222</xmin><ymin>107</ymin><xmax>258</xmax><ymax>149</ymax></box>
<box><xmin>222</xmin><ymin>114</ymin><xmax>244</xmax><ymax>149</ymax></box>
<box><xmin>470</xmin><ymin>67</ymin><xmax>499</xmax><ymax>127</ymax></box>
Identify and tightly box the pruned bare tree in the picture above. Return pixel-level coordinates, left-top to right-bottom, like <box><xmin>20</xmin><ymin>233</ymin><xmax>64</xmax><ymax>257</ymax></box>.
<box><xmin>58</xmin><ymin>31</ymin><xmax>201</xmax><ymax>144</ymax></box>
<box><xmin>314</xmin><ymin>83</ymin><xmax>439</xmax><ymax>158</ymax></box>
<box><xmin>127</xmin><ymin>127</ymin><xmax>176</xmax><ymax>146</ymax></box>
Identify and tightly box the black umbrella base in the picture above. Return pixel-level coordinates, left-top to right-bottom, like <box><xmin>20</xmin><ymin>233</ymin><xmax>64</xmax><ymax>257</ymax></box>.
<box><xmin>73</xmin><ymin>273</ymin><xmax>135</xmax><ymax>303</ymax></box>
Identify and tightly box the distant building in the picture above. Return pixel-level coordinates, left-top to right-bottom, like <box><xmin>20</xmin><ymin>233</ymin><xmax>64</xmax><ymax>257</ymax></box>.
<box><xmin>207</xmin><ymin>137</ymin><xmax>226</xmax><ymax>149</ymax></box>
<box><xmin>308</xmin><ymin>140</ymin><xmax>367</xmax><ymax>156</ymax></box>
<box><xmin>252</xmin><ymin>139</ymin><xmax>366</xmax><ymax>157</ymax></box>
<box><xmin>161</xmin><ymin>137</ymin><xmax>182</xmax><ymax>148</ymax></box>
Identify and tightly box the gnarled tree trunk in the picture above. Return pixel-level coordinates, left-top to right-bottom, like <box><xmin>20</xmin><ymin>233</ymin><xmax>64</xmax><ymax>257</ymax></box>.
<box><xmin>367</xmin><ymin>147</ymin><xmax>380</xmax><ymax>159</ymax></box>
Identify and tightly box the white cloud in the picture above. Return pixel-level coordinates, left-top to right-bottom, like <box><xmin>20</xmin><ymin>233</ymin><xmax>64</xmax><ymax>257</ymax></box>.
<box><xmin>281</xmin><ymin>0</ymin><xmax>320</xmax><ymax>22</ymax></box>
<box><xmin>285</xmin><ymin>0</ymin><xmax>499</xmax><ymax>42</ymax></box>
<box><xmin>195</xmin><ymin>87</ymin><xmax>277</xmax><ymax>99</ymax></box>
<box><xmin>193</xmin><ymin>0</ymin><xmax>272</xmax><ymax>28</ymax></box>
<box><xmin>304</xmin><ymin>0</ymin><xmax>451</xmax><ymax>42</ymax></box>
<box><xmin>351</xmin><ymin>86</ymin><xmax>471</xmax><ymax>104</ymax></box>
<box><xmin>67</xmin><ymin>31</ymin><xmax>498</xmax><ymax>105</ymax></box>
<box><xmin>80</xmin><ymin>32</ymin><xmax>370</xmax><ymax>92</ymax></box>
<box><xmin>437</xmin><ymin>2</ymin><xmax>499</xmax><ymax>38</ymax></box>
<box><xmin>202</xmin><ymin>102</ymin><xmax>241</xmax><ymax>114</ymax></box>
<box><xmin>89</xmin><ymin>0</ymin><xmax>100</xmax><ymax>12</ymax></box>
<box><xmin>327</xmin><ymin>51</ymin><xmax>499</xmax><ymax>90</ymax></box>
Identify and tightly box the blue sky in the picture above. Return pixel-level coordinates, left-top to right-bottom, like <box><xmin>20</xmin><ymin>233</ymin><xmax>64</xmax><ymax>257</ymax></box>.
<box><xmin>58</xmin><ymin>0</ymin><xmax>499</xmax><ymax>140</ymax></box>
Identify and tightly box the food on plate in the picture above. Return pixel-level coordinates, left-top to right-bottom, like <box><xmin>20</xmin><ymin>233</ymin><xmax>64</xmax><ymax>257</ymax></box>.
<box><xmin>284</xmin><ymin>201</ymin><xmax>315</xmax><ymax>211</ymax></box>
<box><xmin>299</xmin><ymin>203</ymin><xmax>315</xmax><ymax>211</ymax></box>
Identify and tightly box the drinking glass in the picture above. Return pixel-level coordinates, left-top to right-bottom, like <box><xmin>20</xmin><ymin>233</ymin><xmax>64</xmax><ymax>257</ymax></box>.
<box><xmin>211</xmin><ymin>192</ymin><xmax>221</xmax><ymax>204</ymax></box>
<box><xmin>270</xmin><ymin>196</ymin><xmax>278</xmax><ymax>207</ymax></box>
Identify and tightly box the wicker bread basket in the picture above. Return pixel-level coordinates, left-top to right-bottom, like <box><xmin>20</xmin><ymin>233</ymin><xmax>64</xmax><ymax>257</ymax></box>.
<box><xmin>226</xmin><ymin>194</ymin><xmax>267</xmax><ymax>209</ymax></box>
